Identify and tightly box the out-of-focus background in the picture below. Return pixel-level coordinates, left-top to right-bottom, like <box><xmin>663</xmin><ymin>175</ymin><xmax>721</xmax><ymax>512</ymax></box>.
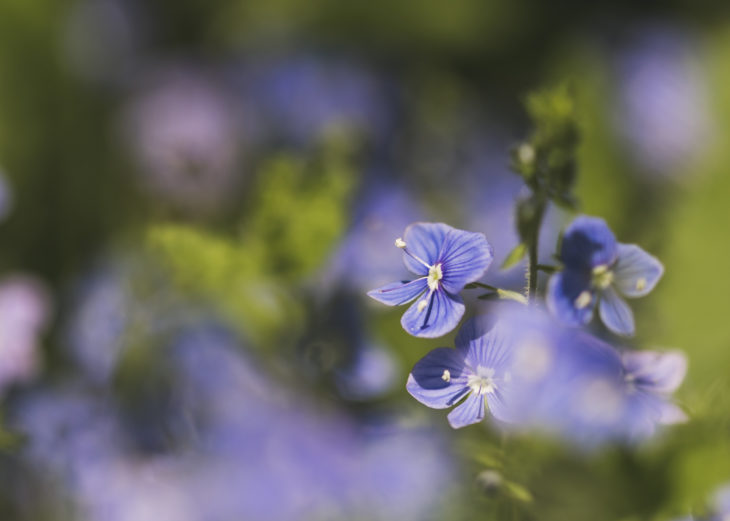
<box><xmin>1</xmin><ymin>1</ymin><xmax>730</xmax><ymax>520</ymax></box>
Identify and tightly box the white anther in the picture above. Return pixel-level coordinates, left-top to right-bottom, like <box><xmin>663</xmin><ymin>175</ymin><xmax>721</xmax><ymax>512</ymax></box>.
<box><xmin>635</xmin><ymin>277</ymin><xmax>647</xmax><ymax>291</ymax></box>
<box><xmin>441</xmin><ymin>369</ymin><xmax>451</xmax><ymax>382</ymax></box>
<box><xmin>417</xmin><ymin>299</ymin><xmax>429</xmax><ymax>312</ymax></box>
<box><xmin>395</xmin><ymin>238</ymin><xmax>407</xmax><ymax>249</ymax></box>
<box><xmin>574</xmin><ymin>290</ymin><xmax>592</xmax><ymax>309</ymax></box>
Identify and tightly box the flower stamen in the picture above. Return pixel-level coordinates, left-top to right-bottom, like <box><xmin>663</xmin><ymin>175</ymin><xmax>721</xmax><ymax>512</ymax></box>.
<box><xmin>574</xmin><ymin>290</ymin><xmax>592</xmax><ymax>309</ymax></box>
<box><xmin>394</xmin><ymin>237</ymin><xmax>433</xmax><ymax>270</ymax></box>
<box><xmin>427</xmin><ymin>263</ymin><xmax>443</xmax><ymax>291</ymax></box>
<box><xmin>468</xmin><ymin>366</ymin><xmax>497</xmax><ymax>395</ymax></box>
<box><xmin>592</xmin><ymin>265</ymin><xmax>614</xmax><ymax>289</ymax></box>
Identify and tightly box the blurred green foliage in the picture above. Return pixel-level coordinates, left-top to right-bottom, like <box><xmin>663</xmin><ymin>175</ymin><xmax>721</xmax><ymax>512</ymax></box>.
<box><xmin>147</xmin><ymin>142</ymin><xmax>355</xmax><ymax>346</ymax></box>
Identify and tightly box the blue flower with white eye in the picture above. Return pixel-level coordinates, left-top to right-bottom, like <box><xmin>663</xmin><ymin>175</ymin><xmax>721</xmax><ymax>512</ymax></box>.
<box><xmin>367</xmin><ymin>222</ymin><xmax>493</xmax><ymax>338</ymax></box>
<box><xmin>547</xmin><ymin>215</ymin><xmax>664</xmax><ymax>336</ymax></box>
<box><xmin>406</xmin><ymin>318</ymin><xmax>512</xmax><ymax>428</ymax></box>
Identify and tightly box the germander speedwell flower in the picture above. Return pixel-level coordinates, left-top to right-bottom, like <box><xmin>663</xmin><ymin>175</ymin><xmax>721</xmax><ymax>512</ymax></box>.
<box><xmin>406</xmin><ymin>318</ymin><xmax>512</xmax><ymax>428</ymax></box>
<box><xmin>547</xmin><ymin>215</ymin><xmax>664</xmax><ymax>336</ymax></box>
<box><xmin>367</xmin><ymin>222</ymin><xmax>493</xmax><ymax>338</ymax></box>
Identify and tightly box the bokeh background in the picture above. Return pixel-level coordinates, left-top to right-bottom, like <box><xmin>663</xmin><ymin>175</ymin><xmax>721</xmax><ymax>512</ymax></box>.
<box><xmin>1</xmin><ymin>1</ymin><xmax>730</xmax><ymax>520</ymax></box>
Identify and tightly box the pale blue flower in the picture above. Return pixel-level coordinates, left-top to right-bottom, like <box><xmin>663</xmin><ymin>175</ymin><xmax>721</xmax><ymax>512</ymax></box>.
<box><xmin>368</xmin><ymin>222</ymin><xmax>493</xmax><ymax>338</ymax></box>
<box><xmin>406</xmin><ymin>317</ymin><xmax>513</xmax><ymax>428</ymax></box>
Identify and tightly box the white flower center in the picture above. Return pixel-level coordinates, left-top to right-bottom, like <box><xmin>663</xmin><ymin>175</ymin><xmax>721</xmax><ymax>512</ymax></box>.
<box><xmin>427</xmin><ymin>263</ymin><xmax>443</xmax><ymax>291</ymax></box>
<box><xmin>467</xmin><ymin>365</ymin><xmax>497</xmax><ymax>395</ymax></box>
<box><xmin>592</xmin><ymin>264</ymin><xmax>614</xmax><ymax>289</ymax></box>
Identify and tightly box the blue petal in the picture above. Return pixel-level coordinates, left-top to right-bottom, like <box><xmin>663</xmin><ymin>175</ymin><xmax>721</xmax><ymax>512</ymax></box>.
<box><xmin>560</xmin><ymin>216</ymin><xmax>618</xmax><ymax>270</ymax></box>
<box><xmin>486</xmin><ymin>389</ymin><xmax>514</xmax><ymax>424</ymax></box>
<box><xmin>402</xmin><ymin>222</ymin><xmax>452</xmax><ymax>275</ymax></box>
<box><xmin>546</xmin><ymin>270</ymin><xmax>595</xmax><ymax>326</ymax></box>
<box><xmin>613</xmin><ymin>244</ymin><xmax>664</xmax><ymax>298</ymax></box>
<box><xmin>367</xmin><ymin>278</ymin><xmax>428</xmax><ymax>306</ymax></box>
<box><xmin>457</xmin><ymin>320</ymin><xmax>512</xmax><ymax>378</ymax></box>
<box><xmin>401</xmin><ymin>289</ymin><xmax>465</xmax><ymax>338</ymax></box>
<box><xmin>406</xmin><ymin>347</ymin><xmax>469</xmax><ymax>409</ymax></box>
<box><xmin>657</xmin><ymin>401</ymin><xmax>687</xmax><ymax>425</ymax></box>
<box><xmin>438</xmin><ymin>229</ymin><xmax>494</xmax><ymax>293</ymax></box>
<box><xmin>622</xmin><ymin>350</ymin><xmax>687</xmax><ymax>394</ymax></box>
<box><xmin>447</xmin><ymin>393</ymin><xmax>485</xmax><ymax>428</ymax></box>
<box><xmin>598</xmin><ymin>287</ymin><xmax>635</xmax><ymax>336</ymax></box>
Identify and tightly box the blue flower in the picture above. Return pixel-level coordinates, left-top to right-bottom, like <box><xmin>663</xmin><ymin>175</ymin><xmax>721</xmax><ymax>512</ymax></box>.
<box><xmin>620</xmin><ymin>349</ymin><xmax>687</xmax><ymax>437</ymax></box>
<box><xmin>406</xmin><ymin>318</ymin><xmax>513</xmax><ymax>428</ymax></box>
<box><xmin>368</xmin><ymin>222</ymin><xmax>493</xmax><ymax>338</ymax></box>
<box><xmin>547</xmin><ymin>215</ymin><xmax>664</xmax><ymax>336</ymax></box>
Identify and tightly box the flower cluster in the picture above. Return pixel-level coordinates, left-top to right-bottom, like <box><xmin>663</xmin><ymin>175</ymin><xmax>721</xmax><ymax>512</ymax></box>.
<box><xmin>368</xmin><ymin>214</ymin><xmax>685</xmax><ymax>445</ymax></box>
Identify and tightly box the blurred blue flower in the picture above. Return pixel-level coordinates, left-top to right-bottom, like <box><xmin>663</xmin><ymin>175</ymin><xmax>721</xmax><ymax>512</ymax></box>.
<box><xmin>236</xmin><ymin>55</ymin><xmax>392</xmax><ymax>147</ymax></box>
<box><xmin>119</xmin><ymin>67</ymin><xmax>244</xmax><ymax>212</ymax></box>
<box><xmin>65</xmin><ymin>264</ymin><xmax>131</xmax><ymax>384</ymax></box>
<box><xmin>406</xmin><ymin>317</ymin><xmax>513</xmax><ymax>428</ymax></box>
<box><xmin>336</xmin><ymin>343</ymin><xmax>398</xmax><ymax>401</ymax></box>
<box><xmin>547</xmin><ymin>215</ymin><xmax>664</xmax><ymax>336</ymax></box>
<box><xmin>615</xmin><ymin>26</ymin><xmax>710</xmax><ymax>178</ymax></box>
<box><xmin>712</xmin><ymin>483</ymin><xmax>730</xmax><ymax>521</ymax></box>
<box><xmin>0</xmin><ymin>275</ymin><xmax>50</xmax><ymax>393</ymax></box>
<box><xmin>504</xmin><ymin>308</ymin><xmax>687</xmax><ymax>445</ymax></box>
<box><xmin>14</xmin><ymin>322</ymin><xmax>453</xmax><ymax>521</ymax></box>
<box><xmin>621</xmin><ymin>349</ymin><xmax>688</xmax><ymax>437</ymax></box>
<box><xmin>368</xmin><ymin>222</ymin><xmax>493</xmax><ymax>338</ymax></box>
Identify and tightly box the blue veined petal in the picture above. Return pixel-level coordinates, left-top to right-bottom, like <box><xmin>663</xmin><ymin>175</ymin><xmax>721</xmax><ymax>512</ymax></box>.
<box><xmin>622</xmin><ymin>350</ymin><xmax>687</xmax><ymax>394</ymax></box>
<box><xmin>402</xmin><ymin>222</ymin><xmax>452</xmax><ymax>275</ymax></box>
<box><xmin>546</xmin><ymin>270</ymin><xmax>595</xmax><ymax>326</ymax></box>
<box><xmin>447</xmin><ymin>393</ymin><xmax>485</xmax><ymax>428</ymax></box>
<box><xmin>406</xmin><ymin>347</ymin><xmax>469</xmax><ymax>409</ymax></box>
<box><xmin>367</xmin><ymin>278</ymin><xmax>428</xmax><ymax>306</ymax></box>
<box><xmin>613</xmin><ymin>244</ymin><xmax>664</xmax><ymax>298</ymax></box>
<box><xmin>485</xmin><ymin>388</ymin><xmax>515</xmax><ymax>424</ymax></box>
<box><xmin>560</xmin><ymin>216</ymin><xmax>618</xmax><ymax>270</ymax></box>
<box><xmin>454</xmin><ymin>315</ymin><xmax>497</xmax><ymax>352</ymax></box>
<box><xmin>438</xmin><ymin>229</ymin><xmax>494</xmax><ymax>294</ymax></box>
<box><xmin>401</xmin><ymin>289</ymin><xmax>465</xmax><ymax>338</ymax></box>
<box><xmin>457</xmin><ymin>321</ymin><xmax>512</xmax><ymax>380</ymax></box>
<box><xmin>598</xmin><ymin>287</ymin><xmax>635</xmax><ymax>336</ymax></box>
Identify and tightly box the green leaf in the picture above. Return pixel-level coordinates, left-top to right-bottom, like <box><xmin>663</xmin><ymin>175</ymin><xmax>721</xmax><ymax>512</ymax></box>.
<box><xmin>501</xmin><ymin>243</ymin><xmax>527</xmax><ymax>270</ymax></box>
<box><xmin>503</xmin><ymin>480</ymin><xmax>534</xmax><ymax>503</ymax></box>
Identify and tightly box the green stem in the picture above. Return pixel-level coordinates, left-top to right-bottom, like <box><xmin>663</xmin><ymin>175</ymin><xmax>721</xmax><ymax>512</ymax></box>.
<box><xmin>526</xmin><ymin>198</ymin><xmax>547</xmax><ymax>302</ymax></box>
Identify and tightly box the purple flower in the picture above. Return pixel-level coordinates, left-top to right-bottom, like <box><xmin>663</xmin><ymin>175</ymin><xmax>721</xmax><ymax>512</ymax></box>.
<box><xmin>409</xmin><ymin>306</ymin><xmax>688</xmax><ymax>443</ymax></box>
<box><xmin>0</xmin><ymin>275</ymin><xmax>50</xmax><ymax>392</ymax></box>
<box><xmin>406</xmin><ymin>318</ymin><xmax>512</xmax><ymax>428</ymax></box>
<box><xmin>499</xmin><ymin>308</ymin><xmax>686</xmax><ymax>444</ymax></box>
<box><xmin>615</xmin><ymin>27</ymin><xmax>710</xmax><ymax>178</ymax></box>
<box><xmin>621</xmin><ymin>349</ymin><xmax>687</xmax><ymax>437</ymax></box>
<box><xmin>119</xmin><ymin>68</ymin><xmax>243</xmax><ymax>212</ymax></box>
<box><xmin>368</xmin><ymin>222</ymin><xmax>493</xmax><ymax>338</ymax></box>
<box><xmin>547</xmin><ymin>215</ymin><xmax>664</xmax><ymax>336</ymax></box>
